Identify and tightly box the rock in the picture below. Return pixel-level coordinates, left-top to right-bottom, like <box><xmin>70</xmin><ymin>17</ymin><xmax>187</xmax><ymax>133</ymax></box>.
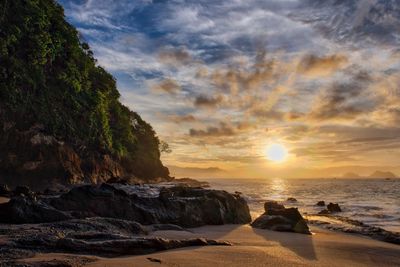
<box><xmin>0</xmin><ymin>126</ymin><xmax>171</xmax><ymax>191</ymax></box>
<box><xmin>327</xmin><ymin>203</ymin><xmax>342</xmax><ymax>212</ymax></box>
<box><xmin>106</xmin><ymin>177</ymin><xmax>130</xmax><ymax>185</ymax></box>
<box><xmin>252</xmin><ymin>202</ymin><xmax>310</xmax><ymax>234</ymax></box>
<box><xmin>13</xmin><ymin>186</ymin><xmax>32</xmax><ymax>196</ymax></box>
<box><xmin>318</xmin><ymin>209</ymin><xmax>330</xmax><ymax>215</ymax></box>
<box><xmin>0</xmin><ymin>184</ymin><xmax>11</xmax><ymax>197</ymax></box>
<box><xmin>264</xmin><ymin>201</ymin><xmax>285</xmax><ymax>212</ymax></box>
<box><xmin>173</xmin><ymin>178</ymin><xmax>210</xmax><ymax>188</ymax></box>
<box><xmin>316</xmin><ymin>201</ymin><xmax>325</xmax><ymax>206</ymax></box>
<box><xmin>15</xmin><ymin>235</ymin><xmax>231</xmax><ymax>257</ymax></box>
<box><xmin>0</xmin><ymin>184</ymin><xmax>251</xmax><ymax>227</ymax></box>
<box><xmin>286</xmin><ymin>197</ymin><xmax>297</xmax><ymax>202</ymax></box>
<box><xmin>0</xmin><ymin>196</ymin><xmax>72</xmax><ymax>224</ymax></box>
<box><xmin>147</xmin><ymin>257</ymin><xmax>162</xmax><ymax>263</ymax></box>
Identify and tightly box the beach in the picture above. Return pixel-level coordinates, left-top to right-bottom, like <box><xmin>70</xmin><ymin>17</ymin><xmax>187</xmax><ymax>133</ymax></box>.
<box><xmin>17</xmin><ymin>224</ymin><xmax>400</xmax><ymax>267</ymax></box>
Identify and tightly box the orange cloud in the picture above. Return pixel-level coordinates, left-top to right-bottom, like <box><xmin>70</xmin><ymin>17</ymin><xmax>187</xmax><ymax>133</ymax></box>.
<box><xmin>297</xmin><ymin>54</ymin><xmax>348</xmax><ymax>77</ymax></box>
<box><xmin>151</xmin><ymin>78</ymin><xmax>181</xmax><ymax>94</ymax></box>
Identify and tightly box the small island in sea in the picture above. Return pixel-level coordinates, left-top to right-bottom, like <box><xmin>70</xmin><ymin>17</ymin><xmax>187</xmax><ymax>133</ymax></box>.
<box><xmin>1</xmin><ymin>0</ymin><xmax>400</xmax><ymax>266</ymax></box>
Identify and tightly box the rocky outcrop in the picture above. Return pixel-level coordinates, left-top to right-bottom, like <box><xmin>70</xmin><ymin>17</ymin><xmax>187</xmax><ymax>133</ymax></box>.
<box><xmin>0</xmin><ymin>126</ymin><xmax>172</xmax><ymax>191</ymax></box>
<box><xmin>0</xmin><ymin>216</ymin><xmax>231</xmax><ymax>265</ymax></box>
<box><xmin>0</xmin><ymin>127</ymin><xmax>124</xmax><ymax>191</ymax></box>
<box><xmin>308</xmin><ymin>216</ymin><xmax>400</xmax><ymax>245</ymax></box>
<box><xmin>0</xmin><ymin>184</ymin><xmax>251</xmax><ymax>227</ymax></box>
<box><xmin>316</xmin><ymin>201</ymin><xmax>325</xmax><ymax>206</ymax></box>
<box><xmin>318</xmin><ymin>203</ymin><xmax>342</xmax><ymax>214</ymax></box>
<box><xmin>173</xmin><ymin>178</ymin><xmax>210</xmax><ymax>188</ymax></box>
<box><xmin>251</xmin><ymin>201</ymin><xmax>310</xmax><ymax>234</ymax></box>
<box><xmin>0</xmin><ymin>196</ymin><xmax>72</xmax><ymax>224</ymax></box>
<box><xmin>327</xmin><ymin>203</ymin><xmax>342</xmax><ymax>212</ymax></box>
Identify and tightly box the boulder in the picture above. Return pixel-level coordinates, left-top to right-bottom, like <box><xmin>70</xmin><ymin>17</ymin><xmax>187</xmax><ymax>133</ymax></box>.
<box><xmin>327</xmin><ymin>203</ymin><xmax>342</xmax><ymax>212</ymax></box>
<box><xmin>316</xmin><ymin>201</ymin><xmax>325</xmax><ymax>206</ymax></box>
<box><xmin>252</xmin><ymin>202</ymin><xmax>310</xmax><ymax>234</ymax></box>
<box><xmin>318</xmin><ymin>209</ymin><xmax>330</xmax><ymax>215</ymax></box>
<box><xmin>286</xmin><ymin>197</ymin><xmax>297</xmax><ymax>202</ymax></box>
<box><xmin>264</xmin><ymin>200</ymin><xmax>285</xmax><ymax>212</ymax></box>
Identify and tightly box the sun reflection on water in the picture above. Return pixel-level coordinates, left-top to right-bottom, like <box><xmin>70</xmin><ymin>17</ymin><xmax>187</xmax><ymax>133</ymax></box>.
<box><xmin>269</xmin><ymin>178</ymin><xmax>287</xmax><ymax>200</ymax></box>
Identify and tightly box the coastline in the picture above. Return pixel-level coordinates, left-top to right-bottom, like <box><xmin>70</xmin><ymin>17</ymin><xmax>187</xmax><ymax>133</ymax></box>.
<box><xmin>17</xmin><ymin>224</ymin><xmax>400</xmax><ymax>267</ymax></box>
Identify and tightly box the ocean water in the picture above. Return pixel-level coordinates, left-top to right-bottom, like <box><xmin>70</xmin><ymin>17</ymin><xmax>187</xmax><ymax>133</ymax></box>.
<box><xmin>205</xmin><ymin>178</ymin><xmax>400</xmax><ymax>233</ymax></box>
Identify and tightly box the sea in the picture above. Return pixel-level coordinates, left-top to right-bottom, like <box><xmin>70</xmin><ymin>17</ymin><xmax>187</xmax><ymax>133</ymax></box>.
<box><xmin>204</xmin><ymin>178</ymin><xmax>400</xmax><ymax>233</ymax></box>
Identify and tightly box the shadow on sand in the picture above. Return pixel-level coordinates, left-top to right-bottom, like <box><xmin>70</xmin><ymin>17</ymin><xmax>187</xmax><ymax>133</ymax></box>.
<box><xmin>252</xmin><ymin>227</ymin><xmax>317</xmax><ymax>261</ymax></box>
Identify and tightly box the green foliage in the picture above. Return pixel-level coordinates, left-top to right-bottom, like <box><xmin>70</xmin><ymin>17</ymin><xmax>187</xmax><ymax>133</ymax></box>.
<box><xmin>0</xmin><ymin>0</ymin><xmax>169</xmax><ymax>178</ymax></box>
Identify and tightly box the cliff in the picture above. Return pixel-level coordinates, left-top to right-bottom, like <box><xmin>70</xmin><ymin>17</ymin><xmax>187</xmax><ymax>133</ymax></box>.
<box><xmin>0</xmin><ymin>0</ymin><xmax>170</xmax><ymax>190</ymax></box>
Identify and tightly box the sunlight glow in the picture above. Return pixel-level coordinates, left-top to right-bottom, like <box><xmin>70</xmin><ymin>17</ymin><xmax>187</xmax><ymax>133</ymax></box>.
<box><xmin>265</xmin><ymin>143</ymin><xmax>288</xmax><ymax>163</ymax></box>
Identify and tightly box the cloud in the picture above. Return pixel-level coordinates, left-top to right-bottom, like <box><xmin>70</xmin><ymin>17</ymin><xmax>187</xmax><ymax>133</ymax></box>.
<box><xmin>151</xmin><ymin>78</ymin><xmax>181</xmax><ymax>94</ymax></box>
<box><xmin>297</xmin><ymin>54</ymin><xmax>348</xmax><ymax>77</ymax></box>
<box><xmin>159</xmin><ymin>47</ymin><xmax>193</xmax><ymax>66</ymax></box>
<box><xmin>189</xmin><ymin>122</ymin><xmax>235</xmax><ymax>137</ymax></box>
<box><xmin>308</xmin><ymin>70</ymin><xmax>377</xmax><ymax>121</ymax></box>
<box><xmin>168</xmin><ymin>114</ymin><xmax>197</xmax><ymax>124</ymax></box>
<box><xmin>168</xmin><ymin>165</ymin><xmax>225</xmax><ymax>178</ymax></box>
<box><xmin>194</xmin><ymin>94</ymin><xmax>223</xmax><ymax>108</ymax></box>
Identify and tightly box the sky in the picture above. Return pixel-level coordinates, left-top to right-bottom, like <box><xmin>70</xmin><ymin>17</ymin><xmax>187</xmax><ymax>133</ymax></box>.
<box><xmin>57</xmin><ymin>0</ymin><xmax>400</xmax><ymax>178</ymax></box>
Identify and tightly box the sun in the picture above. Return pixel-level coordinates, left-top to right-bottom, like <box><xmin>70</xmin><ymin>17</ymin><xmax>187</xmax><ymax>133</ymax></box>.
<box><xmin>265</xmin><ymin>143</ymin><xmax>288</xmax><ymax>163</ymax></box>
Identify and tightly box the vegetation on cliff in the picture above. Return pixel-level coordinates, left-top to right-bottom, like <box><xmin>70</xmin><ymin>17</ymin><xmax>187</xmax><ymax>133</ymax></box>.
<box><xmin>0</xmin><ymin>0</ymin><xmax>169</xmax><ymax>186</ymax></box>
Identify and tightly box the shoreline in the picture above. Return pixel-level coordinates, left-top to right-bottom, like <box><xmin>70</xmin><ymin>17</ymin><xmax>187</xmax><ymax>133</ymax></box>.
<box><xmin>16</xmin><ymin>224</ymin><xmax>400</xmax><ymax>267</ymax></box>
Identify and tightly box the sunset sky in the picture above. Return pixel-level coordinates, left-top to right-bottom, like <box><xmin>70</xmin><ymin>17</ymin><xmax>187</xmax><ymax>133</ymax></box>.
<box><xmin>57</xmin><ymin>0</ymin><xmax>400</xmax><ymax>178</ymax></box>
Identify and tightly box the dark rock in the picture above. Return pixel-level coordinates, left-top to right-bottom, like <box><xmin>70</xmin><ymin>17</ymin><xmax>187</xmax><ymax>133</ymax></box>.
<box><xmin>264</xmin><ymin>200</ymin><xmax>285</xmax><ymax>212</ymax></box>
<box><xmin>286</xmin><ymin>197</ymin><xmax>297</xmax><ymax>202</ymax></box>
<box><xmin>327</xmin><ymin>203</ymin><xmax>342</xmax><ymax>212</ymax></box>
<box><xmin>14</xmin><ymin>234</ymin><xmax>231</xmax><ymax>257</ymax></box>
<box><xmin>0</xmin><ymin>184</ymin><xmax>11</xmax><ymax>197</ymax></box>
<box><xmin>0</xmin><ymin>196</ymin><xmax>72</xmax><ymax>224</ymax></box>
<box><xmin>318</xmin><ymin>209</ymin><xmax>330</xmax><ymax>215</ymax></box>
<box><xmin>149</xmin><ymin>224</ymin><xmax>186</xmax><ymax>232</ymax></box>
<box><xmin>307</xmin><ymin>216</ymin><xmax>400</xmax><ymax>245</ymax></box>
<box><xmin>316</xmin><ymin>201</ymin><xmax>325</xmax><ymax>206</ymax></box>
<box><xmin>14</xmin><ymin>186</ymin><xmax>32</xmax><ymax>197</ymax></box>
<box><xmin>252</xmin><ymin>202</ymin><xmax>310</xmax><ymax>234</ymax></box>
<box><xmin>173</xmin><ymin>178</ymin><xmax>210</xmax><ymax>188</ymax></box>
<box><xmin>147</xmin><ymin>257</ymin><xmax>162</xmax><ymax>263</ymax></box>
<box><xmin>106</xmin><ymin>177</ymin><xmax>130</xmax><ymax>185</ymax></box>
<box><xmin>0</xmin><ymin>184</ymin><xmax>251</xmax><ymax>227</ymax></box>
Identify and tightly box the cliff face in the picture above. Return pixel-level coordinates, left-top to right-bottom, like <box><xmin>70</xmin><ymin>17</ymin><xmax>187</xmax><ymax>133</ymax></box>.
<box><xmin>0</xmin><ymin>0</ymin><xmax>170</xmax><ymax>190</ymax></box>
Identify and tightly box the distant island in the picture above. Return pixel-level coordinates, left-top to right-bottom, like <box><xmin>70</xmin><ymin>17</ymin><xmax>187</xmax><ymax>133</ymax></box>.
<box><xmin>342</xmin><ymin>172</ymin><xmax>361</xmax><ymax>178</ymax></box>
<box><xmin>368</xmin><ymin>171</ymin><xmax>397</xmax><ymax>179</ymax></box>
<box><xmin>341</xmin><ymin>171</ymin><xmax>398</xmax><ymax>179</ymax></box>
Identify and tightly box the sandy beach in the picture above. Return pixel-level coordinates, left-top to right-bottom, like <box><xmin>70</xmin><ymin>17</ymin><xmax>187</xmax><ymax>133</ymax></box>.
<box><xmin>0</xmin><ymin>197</ymin><xmax>9</xmax><ymax>204</ymax></box>
<box><xmin>19</xmin><ymin>224</ymin><xmax>400</xmax><ymax>267</ymax></box>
